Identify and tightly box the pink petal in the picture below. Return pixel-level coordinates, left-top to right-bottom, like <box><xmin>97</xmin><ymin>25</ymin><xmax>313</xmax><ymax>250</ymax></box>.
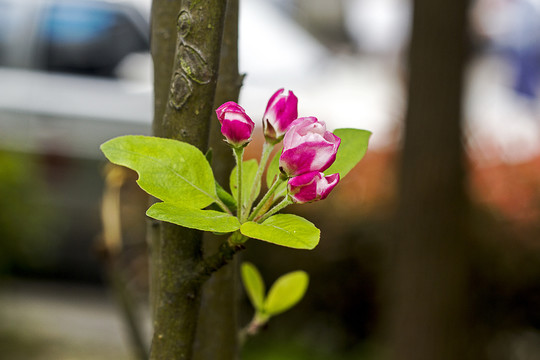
<box><xmin>318</xmin><ymin>173</ymin><xmax>340</xmax><ymax>200</ymax></box>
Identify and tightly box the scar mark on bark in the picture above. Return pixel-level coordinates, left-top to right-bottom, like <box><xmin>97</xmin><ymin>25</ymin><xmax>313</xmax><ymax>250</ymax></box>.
<box><xmin>177</xmin><ymin>10</ymin><xmax>191</xmax><ymax>38</ymax></box>
<box><xmin>169</xmin><ymin>72</ymin><xmax>192</xmax><ymax>109</ymax></box>
<box><xmin>179</xmin><ymin>44</ymin><xmax>212</xmax><ymax>84</ymax></box>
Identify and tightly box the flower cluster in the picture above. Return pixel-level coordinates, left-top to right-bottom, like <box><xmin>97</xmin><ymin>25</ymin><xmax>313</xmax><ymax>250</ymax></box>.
<box><xmin>217</xmin><ymin>89</ymin><xmax>341</xmax><ymax>205</ymax></box>
<box><xmin>101</xmin><ymin>88</ymin><xmax>369</xmax><ymax>253</ymax></box>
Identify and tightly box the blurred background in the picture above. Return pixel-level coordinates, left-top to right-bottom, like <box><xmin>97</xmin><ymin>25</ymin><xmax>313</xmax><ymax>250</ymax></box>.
<box><xmin>1</xmin><ymin>0</ymin><xmax>540</xmax><ymax>358</ymax></box>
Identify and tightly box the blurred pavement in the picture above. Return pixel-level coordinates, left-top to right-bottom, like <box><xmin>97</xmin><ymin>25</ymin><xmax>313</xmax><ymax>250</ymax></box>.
<box><xmin>0</xmin><ymin>280</ymin><xmax>150</xmax><ymax>360</ymax></box>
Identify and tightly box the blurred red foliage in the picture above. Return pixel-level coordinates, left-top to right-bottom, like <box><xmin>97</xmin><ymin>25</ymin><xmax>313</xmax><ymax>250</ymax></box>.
<box><xmin>470</xmin><ymin>155</ymin><xmax>540</xmax><ymax>226</ymax></box>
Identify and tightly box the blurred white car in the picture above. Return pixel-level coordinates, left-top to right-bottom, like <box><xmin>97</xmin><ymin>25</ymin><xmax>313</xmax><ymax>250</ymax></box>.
<box><xmin>0</xmin><ymin>0</ymin><xmax>153</xmax><ymax>159</ymax></box>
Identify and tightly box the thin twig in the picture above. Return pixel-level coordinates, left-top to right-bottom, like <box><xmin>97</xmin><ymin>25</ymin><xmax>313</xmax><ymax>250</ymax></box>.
<box><xmin>196</xmin><ymin>239</ymin><xmax>245</xmax><ymax>280</ymax></box>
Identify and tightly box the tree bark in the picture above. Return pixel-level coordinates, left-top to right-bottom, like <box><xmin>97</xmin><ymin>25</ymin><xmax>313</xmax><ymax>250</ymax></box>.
<box><xmin>194</xmin><ymin>1</ymin><xmax>243</xmax><ymax>360</ymax></box>
<box><xmin>150</xmin><ymin>1</ymin><xmax>227</xmax><ymax>359</ymax></box>
<box><xmin>388</xmin><ymin>0</ymin><xmax>471</xmax><ymax>359</ymax></box>
<box><xmin>149</xmin><ymin>0</ymin><xmax>181</xmax><ymax>325</ymax></box>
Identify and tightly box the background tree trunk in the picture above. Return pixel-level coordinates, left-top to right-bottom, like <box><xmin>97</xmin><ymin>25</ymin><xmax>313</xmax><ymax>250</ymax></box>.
<box><xmin>150</xmin><ymin>1</ymin><xmax>227</xmax><ymax>359</ymax></box>
<box><xmin>388</xmin><ymin>0</ymin><xmax>472</xmax><ymax>359</ymax></box>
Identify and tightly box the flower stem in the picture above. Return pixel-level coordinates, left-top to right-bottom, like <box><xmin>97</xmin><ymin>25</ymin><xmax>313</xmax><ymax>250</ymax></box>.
<box><xmin>256</xmin><ymin>197</ymin><xmax>292</xmax><ymax>223</ymax></box>
<box><xmin>246</xmin><ymin>141</ymin><xmax>274</xmax><ymax>211</ymax></box>
<box><xmin>248</xmin><ymin>175</ymin><xmax>285</xmax><ymax>221</ymax></box>
<box><xmin>238</xmin><ymin>312</ymin><xmax>269</xmax><ymax>347</ymax></box>
<box><xmin>272</xmin><ymin>188</ymin><xmax>287</xmax><ymax>203</ymax></box>
<box><xmin>214</xmin><ymin>197</ymin><xmax>233</xmax><ymax>216</ymax></box>
<box><xmin>233</xmin><ymin>147</ymin><xmax>245</xmax><ymax>220</ymax></box>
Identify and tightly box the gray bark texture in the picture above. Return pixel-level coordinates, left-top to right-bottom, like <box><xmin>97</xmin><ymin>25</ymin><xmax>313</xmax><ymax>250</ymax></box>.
<box><xmin>388</xmin><ymin>0</ymin><xmax>472</xmax><ymax>359</ymax></box>
<box><xmin>150</xmin><ymin>0</ymin><xmax>227</xmax><ymax>359</ymax></box>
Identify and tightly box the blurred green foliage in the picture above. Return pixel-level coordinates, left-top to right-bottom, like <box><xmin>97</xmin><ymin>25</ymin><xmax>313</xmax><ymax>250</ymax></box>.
<box><xmin>0</xmin><ymin>151</ymin><xmax>59</xmax><ymax>274</ymax></box>
<box><xmin>242</xmin><ymin>335</ymin><xmax>382</xmax><ymax>360</ymax></box>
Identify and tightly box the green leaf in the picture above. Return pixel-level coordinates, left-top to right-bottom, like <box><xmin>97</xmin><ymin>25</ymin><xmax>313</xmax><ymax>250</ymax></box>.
<box><xmin>264</xmin><ymin>271</ymin><xmax>309</xmax><ymax>316</ymax></box>
<box><xmin>101</xmin><ymin>135</ymin><xmax>217</xmax><ymax>208</ymax></box>
<box><xmin>216</xmin><ymin>182</ymin><xmax>237</xmax><ymax>212</ymax></box>
<box><xmin>240</xmin><ymin>214</ymin><xmax>320</xmax><ymax>249</ymax></box>
<box><xmin>241</xmin><ymin>262</ymin><xmax>266</xmax><ymax>311</ymax></box>
<box><xmin>325</xmin><ymin>128</ymin><xmax>371</xmax><ymax>179</ymax></box>
<box><xmin>230</xmin><ymin>159</ymin><xmax>260</xmax><ymax>208</ymax></box>
<box><xmin>146</xmin><ymin>202</ymin><xmax>240</xmax><ymax>233</ymax></box>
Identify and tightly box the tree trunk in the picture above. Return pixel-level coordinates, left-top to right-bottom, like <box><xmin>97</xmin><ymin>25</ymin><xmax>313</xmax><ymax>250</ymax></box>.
<box><xmin>388</xmin><ymin>0</ymin><xmax>471</xmax><ymax>359</ymax></box>
<box><xmin>150</xmin><ymin>1</ymin><xmax>227</xmax><ymax>359</ymax></box>
<box><xmin>194</xmin><ymin>1</ymin><xmax>243</xmax><ymax>360</ymax></box>
<box><xmin>148</xmin><ymin>0</ymin><xmax>180</xmax><ymax>325</ymax></box>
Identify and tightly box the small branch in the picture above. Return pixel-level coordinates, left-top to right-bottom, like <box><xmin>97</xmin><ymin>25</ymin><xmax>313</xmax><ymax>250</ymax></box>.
<box><xmin>196</xmin><ymin>240</ymin><xmax>245</xmax><ymax>280</ymax></box>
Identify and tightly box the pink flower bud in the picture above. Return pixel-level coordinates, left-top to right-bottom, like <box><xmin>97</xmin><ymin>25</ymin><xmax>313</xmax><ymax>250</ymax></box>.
<box><xmin>279</xmin><ymin>117</ymin><xmax>341</xmax><ymax>177</ymax></box>
<box><xmin>263</xmin><ymin>88</ymin><xmax>298</xmax><ymax>142</ymax></box>
<box><xmin>288</xmin><ymin>171</ymin><xmax>340</xmax><ymax>204</ymax></box>
<box><xmin>216</xmin><ymin>101</ymin><xmax>255</xmax><ymax>147</ymax></box>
